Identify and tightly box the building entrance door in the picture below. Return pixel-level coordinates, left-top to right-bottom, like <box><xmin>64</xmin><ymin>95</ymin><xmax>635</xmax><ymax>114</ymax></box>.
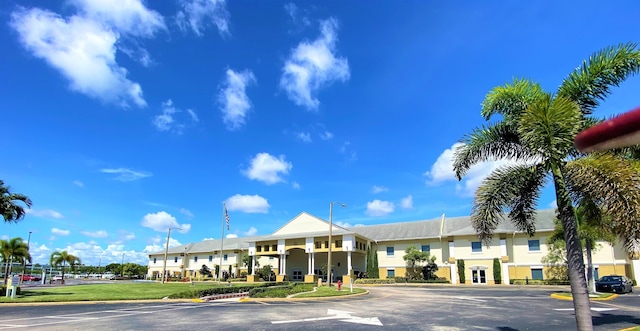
<box><xmin>472</xmin><ymin>269</ymin><xmax>487</xmax><ymax>284</ymax></box>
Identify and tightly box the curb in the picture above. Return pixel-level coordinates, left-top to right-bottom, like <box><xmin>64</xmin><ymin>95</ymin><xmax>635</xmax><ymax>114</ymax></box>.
<box><xmin>201</xmin><ymin>292</ymin><xmax>249</xmax><ymax>302</ymax></box>
<box><xmin>550</xmin><ymin>293</ymin><xmax>619</xmax><ymax>301</ymax></box>
<box><xmin>241</xmin><ymin>290</ymin><xmax>369</xmax><ymax>303</ymax></box>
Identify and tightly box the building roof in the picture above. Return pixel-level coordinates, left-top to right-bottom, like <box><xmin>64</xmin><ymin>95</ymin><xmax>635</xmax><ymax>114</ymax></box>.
<box><xmin>149</xmin><ymin>209</ymin><xmax>557</xmax><ymax>256</ymax></box>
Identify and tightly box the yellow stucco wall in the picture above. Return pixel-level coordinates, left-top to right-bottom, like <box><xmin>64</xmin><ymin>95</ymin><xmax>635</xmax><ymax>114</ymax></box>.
<box><xmin>377</xmin><ymin>240</ymin><xmax>444</xmax><ymax>268</ymax></box>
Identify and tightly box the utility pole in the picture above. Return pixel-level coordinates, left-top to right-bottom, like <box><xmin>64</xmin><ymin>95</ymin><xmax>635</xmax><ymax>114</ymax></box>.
<box><xmin>20</xmin><ymin>231</ymin><xmax>32</xmax><ymax>285</ymax></box>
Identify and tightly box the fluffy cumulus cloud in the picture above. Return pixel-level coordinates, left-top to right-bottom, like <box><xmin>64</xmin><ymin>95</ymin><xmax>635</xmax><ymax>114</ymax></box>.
<box><xmin>100</xmin><ymin>167</ymin><xmax>152</xmax><ymax>181</ymax></box>
<box><xmin>218</xmin><ymin>69</ymin><xmax>256</xmax><ymax>130</ymax></box>
<box><xmin>296</xmin><ymin>132</ymin><xmax>312</xmax><ymax>143</ymax></box>
<box><xmin>26</xmin><ymin>209</ymin><xmax>64</xmax><ymax>219</ymax></box>
<box><xmin>334</xmin><ymin>221</ymin><xmax>364</xmax><ymax>228</ymax></box>
<box><xmin>9</xmin><ymin>0</ymin><xmax>165</xmax><ymax>108</ymax></box>
<box><xmin>153</xmin><ymin>99</ymin><xmax>199</xmax><ymax>133</ymax></box>
<box><xmin>371</xmin><ymin>185</ymin><xmax>388</xmax><ymax>194</ymax></box>
<box><xmin>319</xmin><ymin>131</ymin><xmax>334</xmax><ymax>140</ymax></box>
<box><xmin>143</xmin><ymin>236</ymin><xmax>182</xmax><ymax>255</ymax></box>
<box><xmin>176</xmin><ymin>0</ymin><xmax>230</xmax><ymax>36</ymax></box>
<box><xmin>242</xmin><ymin>153</ymin><xmax>292</xmax><ymax>185</ymax></box>
<box><xmin>425</xmin><ymin>143</ymin><xmax>520</xmax><ymax>197</ymax></box>
<box><xmin>244</xmin><ymin>226</ymin><xmax>258</xmax><ymax>236</ymax></box>
<box><xmin>81</xmin><ymin>230</ymin><xmax>109</xmax><ymax>238</ymax></box>
<box><xmin>141</xmin><ymin>211</ymin><xmax>191</xmax><ymax>233</ymax></box>
<box><xmin>292</xmin><ymin>181</ymin><xmax>301</xmax><ymax>190</ymax></box>
<box><xmin>225</xmin><ymin>194</ymin><xmax>270</xmax><ymax>213</ymax></box>
<box><xmin>280</xmin><ymin>17</ymin><xmax>350</xmax><ymax>110</ymax></box>
<box><xmin>400</xmin><ymin>195</ymin><xmax>413</xmax><ymax>209</ymax></box>
<box><xmin>366</xmin><ymin>199</ymin><xmax>395</xmax><ymax>217</ymax></box>
<box><xmin>51</xmin><ymin>228</ymin><xmax>70</xmax><ymax>236</ymax></box>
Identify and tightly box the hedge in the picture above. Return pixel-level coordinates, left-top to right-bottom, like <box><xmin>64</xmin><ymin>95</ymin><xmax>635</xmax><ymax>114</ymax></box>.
<box><xmin>0</xmin><ymin>286</ymin><xmax>21</xmax><ymax>296</ymax></box>
<box><xmin>354</xmin><ymin>278</ymin><xmax>395</xmax><ymax>284</ymax></box>
<box><xmin>169</xmin><ymin>282</ymin><xmax>286</xmax><ymax>299</ymax></box>
<box><xmin>510</xmin><ymin>279</ymin><xmax>570</xmax><ymax>285</ymax></box>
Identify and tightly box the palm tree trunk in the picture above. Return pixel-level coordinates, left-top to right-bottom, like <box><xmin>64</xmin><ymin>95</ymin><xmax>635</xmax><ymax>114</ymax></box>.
<box><xmin>3</xmin><ymin>258</ymin><xmax>10</xmax><ymax>285</ymax></box>
<box><xmin>586</xmin><ymin>238</ymin><xmax>595</xmax><ymax>293</ymax></box>
<box><xmin>551</xmin><ymin>163</ymin><xmax>593</xmax><ymax>331</ymax></box>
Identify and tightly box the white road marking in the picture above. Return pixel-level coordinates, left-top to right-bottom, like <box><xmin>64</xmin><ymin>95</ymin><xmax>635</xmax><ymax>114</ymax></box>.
<box><xmin>554</xmin><ymin>308</ymin><xmax>617</xmax><ymax>312</ymax></box>
<box><xmin>271</xmin><ymin>309</ymin><xmax>383</xmax><ymax>326</ymax></box>
<box><xmin>453</xmin><ymin>296</ymin><xmax>487</xmax><ymax>302</ymax></box>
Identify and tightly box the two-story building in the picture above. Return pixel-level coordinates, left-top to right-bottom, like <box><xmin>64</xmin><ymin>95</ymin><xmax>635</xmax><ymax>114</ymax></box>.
<box><xmin>147</xmin><ymin>209</ymin><xmax>640</xmax><ymax>285</ymax></box>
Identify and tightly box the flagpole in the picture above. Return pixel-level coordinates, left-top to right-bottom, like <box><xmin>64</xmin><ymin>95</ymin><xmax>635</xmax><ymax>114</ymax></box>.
<box><xmin>219</xmin><ymin>203</ymin><xmax>225</xmax><ymax>284</ymax></box>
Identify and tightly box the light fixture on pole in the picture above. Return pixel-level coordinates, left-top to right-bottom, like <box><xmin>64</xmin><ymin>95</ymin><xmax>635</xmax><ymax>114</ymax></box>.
<box><xmin>327</xmin><ymin>202</ymin><xmax>346</xmax><ymax>287</ymax></box>
<box><xmin>161</xmin><ymin>227</ymin><xmax>182</xmax><ymax>284</ymax></box>
<box><xmin>20</xmin><ymin>231</ymin><xmax>32</xmax><ymax>285</ymax></box>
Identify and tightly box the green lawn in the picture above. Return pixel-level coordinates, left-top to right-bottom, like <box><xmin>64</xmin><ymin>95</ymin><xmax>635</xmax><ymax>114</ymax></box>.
<box><xmin>0</xmin><ymin>282</ymin><xmax>257</xmax><ymax>303</ymax></box>
<box><xmin>293</xmin><ymin>286</ymin><xmax>366</xmax><ymax>298</ymax></box>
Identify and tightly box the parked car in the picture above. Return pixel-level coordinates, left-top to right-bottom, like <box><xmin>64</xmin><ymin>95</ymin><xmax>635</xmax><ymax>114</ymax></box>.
<box><xmin>20</xmin><ymin>274</ymin><xmax>42</xmax><ymax>282</ymax></box>
<box><xmin>595</xmin><ymin>275</ymin><xmax>634</xmax><ymax>293</ymax></box>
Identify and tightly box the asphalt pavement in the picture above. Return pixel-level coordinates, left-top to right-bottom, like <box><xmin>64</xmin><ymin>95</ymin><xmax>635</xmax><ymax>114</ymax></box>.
<box><xmin>1</xmin><ymin>285</ymin><xmax>639</xmax><ymax>330</ymax></box>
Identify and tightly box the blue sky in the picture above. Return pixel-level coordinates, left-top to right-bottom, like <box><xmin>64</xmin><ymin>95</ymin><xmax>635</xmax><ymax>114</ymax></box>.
<box><xmin>2</xmin><ymin>0</ymin><xmax>640</xmax><ymax>266</ymax></box>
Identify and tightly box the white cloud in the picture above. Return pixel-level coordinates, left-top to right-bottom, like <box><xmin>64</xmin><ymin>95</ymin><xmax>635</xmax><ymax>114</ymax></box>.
<box><xmin>280</xmin><ymin>17</ymin><xmax>350</xmax><ymax>110</ymax></box>
<box><xmin>400</xmin><ymin>195</ymin><xmax>413</xmax><ymax>209</ymax></box>
<box><xmin>176</xmin><ymin>0</ymin><xmax>230</xmax><ymax>36</ymax></box>
<box><xmin>70</xmin><ymin>0</ymin><xmax>166</xmax><ymax>37</ymax></box>
<box><xmin>339</xmin><ymin>141</ymin><xmax>357</xmax><ymax>161</ymax></box>
<box><xmin>242</xmin><ymin>153</ymin><xmax>292</xmax><ymax>185</ymax></box>
<box><xmin>366</xmin><ymin>199</ymin><xmax>395</xmax><ymax>217</ymax></box>
<box><xmin>143</xmin><ymin>237</ymin><xmax>182</xmax><ymax>255</ymax></box>
<box><xmin>141</xmin><ymin>211</ymin><xmax>191</xmax><ymax>233</ymax></box>
<box><xmin>244</xmin><ymin>226</ymin><xmax>258</xmax><ymax>236</ymax></box>
<box><xmin>218</xmin><ymin>69</ymin><xmax>256</xmax><ymax>130</ymax></box>
<box><xmin>425</xmin><ymin>143</ymin><xmax>520</xmax><ymax>197</ymax></box>
<box><xmin>319</xmin><ymin>131</ymin><xmax>334</xmax><ymax>140</ymax></box>
<box><xmin>225</xmin><ymin>194</ymin><xmax>270</xmax><ymax>213</ymax></box>
<box><xmin>100</xmin><ymin>167</ymin><xmax>152</xmax><ymax>181</ymax></box>
<box><xmin>180</xmin><ymin>208</ymin><xmax>194</xmax><ymax>218</ymax></box>
<box><xmin>73</xmin><ymin>180</ymin><xmax>84</xmax><ymax>187</ymax></box>
<box><xmin>121</xmin><ymin>231</ymin><xmax>136</xmax><ymax>240</ymax></box>
<box><xmin>10</xmin><ymin>7</ymin><xmax>148</xmax><ymax>108</ymax></box>
<box><xmin>81</xmin><ymin>230</ymin><xmax>108</xmax><ymax>238</ymax></box>
<box><xmin>26</xmin><ymin>209</ymin><xmax>64</xmax><ymax>219</ymax></box>
<box><xmin>549</xmin><ymin>200</ymin><xmax>557</xmax><ymax>208</ymax></box>
<box><xmin>51</xmin><ymin>228</ymin><xmax>70</xmax><ymax>236</ymax></box>
<box><xmin>296</xmin><ymin>132</ymin><xmax>312</xmax><ymax>143</ymax></box>
<box><xmin>226</xmin><ymin>234</ymin><xmax>238</xmax><ymax>238</ymax></box>
<box><xmin>334</xmin><ymin>221</ymin><xmax>364</xmax><ymax>228</ymax></box>
<box><xmin>292</xmin><ymin>181</ymin><xmax>301</xmax><ymax>190</ymax></box>
<box><xmin>153</xmin><ymin>99</ymin><xmax>198</xmax><ymax>133</ymax></box>
<box><xmin>284</xmin><ymin>2</ymin><xmax>310</xmax><ymax>28</ymax></box>
<box><xmin>372</xmin><ymin>185</ymin><xmax>388</xmax><ymax>194</ymax></box>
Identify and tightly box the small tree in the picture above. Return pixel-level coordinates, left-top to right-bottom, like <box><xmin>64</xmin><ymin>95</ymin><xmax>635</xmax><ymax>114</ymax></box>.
<box><xmin>457</xmin><ymin>259</ymin><xmax>465</xmax><ymax>284</ymax></box>
<box><xmin>542</xmin><ymin>240</ymin><xmax>569</xmax><ymax>280</ymax></box>
<box><xmin>422</xmin><ymin>258</ymin><xmax>439</xmax><ymax>280</ymax></box>
<box><xmin>366</xmin><ymin>246</ymin><xmax>374</xmax><ymax>277</ymax></box>
<box><xmin>228</xmin><ymin>264</ymin><xmax>232</xmax><ymax>278</ymax></box>
<box><xmin>242</xmin><ymin>253</ymin><xmax>255</xmax><ymax>275</ymax></box>
<box><xmin>214</xmin><ymin>265</ymin><xmax>220</xmax><ymax>279</ymax></box>
<box><xmin>403</xmin><ymin>245</ymin><xmax>437</xmax><ymax>280</ymax></box>
<box><xmin>372</xmin><ymin>249</ymin><xmax>379</xmax><ymax>278</ymax></box>
<box><xmin>493</xmin><ymin>258</ymin><xmax>502</xmax><ymax>284</ymax></box>
<box><xmin>261</xmin><ymin>264</ymin><xmax>273</xmax><ymax>281</ymax></box>
<box><xmin>199</xmin><ymin>264</ymin><xmax>212</xmax><ymax>277</ymax></box>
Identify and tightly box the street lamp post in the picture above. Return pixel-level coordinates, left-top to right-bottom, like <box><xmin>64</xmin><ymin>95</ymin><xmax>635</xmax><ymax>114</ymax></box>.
<box><xmin>327</xmin><ymin>202</ymin><xmax>346</xmax><ymax>287</ymax></box>
<box><xmin>20</xmin><ymin>231</ymin><xmax>32</xmax><ymax>285</ymax></box>
<box><xmin>161</xmin><ymin>227</ymin><xmax>182</xmax><ymax>284</ymax></box>
<box><xmin>121</xmin><ymin>252</ymin><xmax>125</xmax><ymax>278</ymax></box>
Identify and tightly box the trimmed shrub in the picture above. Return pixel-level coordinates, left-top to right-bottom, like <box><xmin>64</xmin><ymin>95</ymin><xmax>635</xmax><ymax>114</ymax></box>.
<box><xmin>493</xmin><ymin>258</ymin><xmax>502</xmax><ymax>285</ymax></box>
<box><xmin>354</xmin><ymin>278</ymin><xmax>395</xmax><ymax>284</ymax></box>
<box><xmin>0</xmin><ymin>286</ymin><xmax>21</xmax><ymax>296</ymax></box>
<box><xmin>457</xmin><ymin>259</ymin><xmax>465</xmax><ymax>284</ymax></box>
<box><xmin>248</xmin><ymin>282</ymin><xmax>315</xmax><ymax>298</ymax></box>
<box><xmin>228</xmin><ymin>278</ymin><xmax>246</xmax><ymax>282</ymax></box>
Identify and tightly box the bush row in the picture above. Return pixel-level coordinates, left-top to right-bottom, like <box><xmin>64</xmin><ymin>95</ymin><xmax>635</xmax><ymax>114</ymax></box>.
<box><xmin>354</xmin><ymin>278</ymin><xmax>395</xmax><ymax>284</ymax></box>
<box><xmin>248</xmin><ymin>282</ymin><xmax>315</xmax><ymax>298</ymax></box>
<box><xmin>510</xmin><ymin>279</ymin><xmax>570</xmax><ymax>285</ymax></box>
<box><xmin>168</xmin><ymin>282</ymin><xmax>287</xmax><ymax>299</ymax></box>
<box><xmin>393</xmin><ymin>277</ymin><xmax>450</xmax><ymax>284</ymax></box>
<box><xmin>0</xmin><ymin>286</ymin><xmax>21</xmax><ymax>296</ymax></box>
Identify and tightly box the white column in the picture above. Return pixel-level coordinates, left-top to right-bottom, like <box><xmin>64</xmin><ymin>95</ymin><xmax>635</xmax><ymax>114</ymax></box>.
<box><xmin>308</xmin><ymin>253</ymin><xmax>312</xmax><ymax>274</ymax></box>
<box><xmin>347</xmin><ymin>251</ymin><xmax>352</xmax><ymax>274</ymax></box>
<box><xmin>251</xmin><ymin>256</ymin><xmax>256</xmax><ymax>275</ymax></box>
<box><xmin>311</xmin><ymin>253</ymin><xmax>315</xmax><ymax>274</ymax></box>
<box><xmin>282</xmin><ymin>254</ymin><xmax>287</xmax><ymax>276</ymax></box>
<box><xmin>502</xmin><ymin>262</ymin><xmax>510</xmax><ymax>285</ymax></box>
<box><xmin>632</xmin><ymin>260</ymin><xmax>640</xmax><ymax>286</ymax></box>
<box><xmin>450</xmin><ymin>263</ymin><xmax>457</xmax><ymax>284</ymax></box>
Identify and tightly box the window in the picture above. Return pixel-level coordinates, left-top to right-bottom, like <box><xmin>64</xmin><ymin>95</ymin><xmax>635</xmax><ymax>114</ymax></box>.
<box><xmin>528</xmin><ymin>240</ymin><xmax>541</xmax><ymax>252</ymax></box>
<box><xmin>194</xmin><ymin>256</ymin><xmax>198</xmax><ymax>262</ymax></box>
<box><xmin>272</xmin><ymin>245</ymin><xmax>277</xmax><ymax>252</ymax></box>
<box><xmin>315</xmin><ymin>241</ymin><xmax>321</xmax><ymax>249</ymax></box>
<box><xmin>174</xmin><ymin>257</ymin><xmax>178</xmax><ymax>263</ymax></box>
<box><xmin>387</xmin><ymin>269</ymin><xmax>395</xmax><ymax>278</ymax></box>
<box><xmin>386</xmin><ymin>246</ymin><xmax>394</xmax><ymax>256</ymax></box>
<box><xmin>325</xmin><ymin>241</ymin><xmax>329</xmax><ymax>248</ymax></box>
<box><xmin>421</xmin><ymin>245</ymin><xmax>430</xmax><ymax>253</ymax></box>
<box><xmin>336</xmin><ymin>240</ymin><xmax>342</xmax><ymax>248</ymax></box>
<box><xmin>209</xmin><ymin>255</ymin><xmax>213</xmax><ymax>262</ymax></box>
<box><xmin>153</xmin><ymin>258</ymin><xmax>156</xmax><ymax>264</ymax></box>
<box><xmin>264</xmin><ymin>245</ymin><xmax>269</xmax><ymax>252</ymax></box>
<box><xmin>531</xmin><ymin>268</ymin><xmax>543</xmax><ymax>280</ymax></box>
<box><xmin>256</xmin><ymin>246</ymin><xmax>262</xmax><ymax>252</ymax></box>
<box><xmin>223</xmin><ymin>254</ymin><xmax>228</xmax><ymax>261</ymax></box>
<box><xmin>471</xmin><ymin>242</ymin><xmax>482</xmax><ymax>253</ymax></box>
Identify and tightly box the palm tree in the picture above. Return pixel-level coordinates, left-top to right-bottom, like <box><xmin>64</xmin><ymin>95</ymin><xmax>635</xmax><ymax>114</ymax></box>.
<box><xmin>0</xmin><ymin>180</ymin><xmax>32</xmax><ymax>223</ymax></box>
<box><xmin>50</xmin><ymin>251</ymin><xmax>81</xmax><ymax>282</ymax></box>
<box><xmin>453</xmin><ymin>43</ymin><xmax>640</xmax><ymax>331</ymax></box>
<box><xmin>1</xmin><ymin>237</ymin><xmax>31</xmax><ymax>285</ymax></box>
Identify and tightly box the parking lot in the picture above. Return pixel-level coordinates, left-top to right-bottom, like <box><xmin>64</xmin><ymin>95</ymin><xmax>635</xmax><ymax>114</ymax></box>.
<box><xmin>1</xmin><ymin>285</ymin><xmax>639</xmax><ymax>330</ymax></box>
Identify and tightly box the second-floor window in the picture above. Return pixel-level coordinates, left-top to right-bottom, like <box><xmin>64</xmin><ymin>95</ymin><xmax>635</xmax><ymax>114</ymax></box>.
<box><xmin>528</xmin><ymin>240</ymin><xmax>541</xmax><ymax>252</ymax></box>
<box><xmin>421</xmin><ymin>245</ymin><xmax>430</xmax><ymax>253</ymax></box>
<box><xmin>194</xmin><ymin>256</ymin><xmax>198</xmax><ymax>262</ymax></box>
<box><xmin>153</xmin><ymin>258</ymin><xmax>156</xmax><ymax>264</ymax></box>
<box><xmin>386</xmin><ymin>246</ymin><xmax>394</xmax><ymax>256</ymax></box>
<box><xmin>471</xmin><ymin>241</ymin><xmax>482</xmax><ymax>253</ymax></box>
<box><xmin>209</xmin><ymin>255</ymin><xmax>213</xmax><ymax>262</ymax></box>
<box><xmin>336</xmin><ymin>240</ymin><xmax>342</xmax><ymax>248</ymax></box>
<box><xmin>174</xmin><ymin>257</ymin><xmax>178</xmax><ymax>263</ymax></box>
<box><xmin>223</xmin><ymin>254</ymin><xmax>228</xmax><ymax>261</ymax></box>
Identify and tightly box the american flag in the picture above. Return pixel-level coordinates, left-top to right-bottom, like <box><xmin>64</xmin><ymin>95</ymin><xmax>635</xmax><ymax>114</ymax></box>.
<box><xmin>224</xmin><ymin>203</ymin><xmax>230</xmax><ymax>230</ymax></box>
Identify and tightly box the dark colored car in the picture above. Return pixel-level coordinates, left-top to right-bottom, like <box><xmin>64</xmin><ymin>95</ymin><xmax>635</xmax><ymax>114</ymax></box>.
<box><xmin>595</xmin><ymin>275</ymin><xmax>633</xmax><ymax>293</ymax></box>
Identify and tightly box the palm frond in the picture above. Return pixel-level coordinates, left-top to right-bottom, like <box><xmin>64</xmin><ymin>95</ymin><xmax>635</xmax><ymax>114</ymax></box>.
<box><xmin>481</xmin><ymin>78</ymin><xmax>546</xmax><ymax>122</ymax></box>
<box><xmin>559</xmin><ymin>42</ymin><xmax>640</xmax><ymax>115</ymax></box>
<box><xmin>518</xmin><ymin>95</ymin><xmax>583</xmax><ymax>161</ymax></box>
<box><xmin>472</xmin><ymin>163</ymin><xmax>547</xmax><ymax>245</ymax></box>
<box><xmin>453</xmin><ymin>122</ymin><xmax>537</xmax><ymax>179</ymax></box>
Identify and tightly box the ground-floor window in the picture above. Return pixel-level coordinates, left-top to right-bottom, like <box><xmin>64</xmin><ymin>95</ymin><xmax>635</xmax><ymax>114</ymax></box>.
<box><xmin>387</xmin><ymin>269</ymin><xmax>395</xmax><ymax>278</ymax></box>
<box><xmin>531</xmin><ymin>268</ymin><xmax>543</xmax><ymax>280</ymax></box>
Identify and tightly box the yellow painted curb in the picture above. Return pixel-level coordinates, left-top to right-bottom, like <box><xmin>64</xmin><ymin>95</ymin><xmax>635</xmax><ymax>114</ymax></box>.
<box><xmin>191</xmin><ymin>299</ymin><xmax>205</xmax><ymax>303</ymax></box>
<box><xmin>550</xmin><ymin>293</ymin><xmax>618</xmax><ymax>301</ymax></box>
<box><xmin>617</xmin><ymin>326</ymin><xmax>640</xmax><ymax>331</ymax></box>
